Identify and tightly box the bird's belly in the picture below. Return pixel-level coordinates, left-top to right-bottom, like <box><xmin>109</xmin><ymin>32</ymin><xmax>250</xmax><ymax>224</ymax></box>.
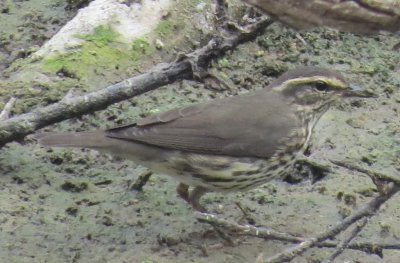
<box><xmin>144</xmin><ymin>151</ymin><xmax>298</xmax><ymax>192</ymax></box>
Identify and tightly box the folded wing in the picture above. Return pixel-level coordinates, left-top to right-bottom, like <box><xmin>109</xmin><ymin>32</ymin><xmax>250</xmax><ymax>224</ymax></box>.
<box><xmin>106</xmin><ymin>90</ymin><xmax>298</xmax><ymax>158</ymax></box>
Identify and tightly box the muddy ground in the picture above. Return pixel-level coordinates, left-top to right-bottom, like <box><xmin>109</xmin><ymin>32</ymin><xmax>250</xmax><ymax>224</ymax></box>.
<box><xmin>0</xmin><ymin>1</ymin><xmax>400</xmax><ymax>263</ymax></box>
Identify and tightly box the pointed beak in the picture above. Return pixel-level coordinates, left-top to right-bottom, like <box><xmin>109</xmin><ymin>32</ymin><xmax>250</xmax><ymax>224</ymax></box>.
<box><xmin>342</xmin><ymin>84</ymin><xmax>377</xmax><ymax>98</ymax></box>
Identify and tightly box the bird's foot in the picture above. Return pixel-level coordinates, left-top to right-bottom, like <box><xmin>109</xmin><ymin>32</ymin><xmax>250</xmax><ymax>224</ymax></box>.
<box><xmin>176</xmin><ymin>184</ymin><xmax>208</xmax><ymax>212</ymax></box>
<box><xmin>176</xmin><ymin>183</ymin><xmax>190</xmax><ymax>201</ymax></box>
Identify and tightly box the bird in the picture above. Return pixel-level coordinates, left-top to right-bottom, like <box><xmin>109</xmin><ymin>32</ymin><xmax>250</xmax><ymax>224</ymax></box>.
<box><xmin>36</xmin><ymin>66</ymin><xmax>364</xmax><ymax>212</ymax></box>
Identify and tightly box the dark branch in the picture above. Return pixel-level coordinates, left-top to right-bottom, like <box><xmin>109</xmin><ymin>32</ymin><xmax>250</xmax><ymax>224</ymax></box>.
<box><xmin>330</xmin><ymin>159</ymin><xmax>400</xmax><ymax>186</ymax></box>
<box><xmin>196</xmin><ymin>210</ymin><xmax>400</xmax><ymax>256</ymax></box>
<box><xmin>0</xmin><ymin>18</ymin><xmax>273</xmax><ymax>148</ymax></box>
<box><xmin>196</xmin><ymin>212</ymin><xmax>304</xmax><ymax>243</ymax></box>
<box><xmin>321</xmin><ymin>218</ymin><xmax>368</xmax><ymax>263</ymax></box>
<box><xmin>196</xmin><ymin>182</ymin><xmax>400</xmax><ymax>262</ymax></box>
<box><xmin>264</xmin><ymin>183</ymin><xmax>399</xmax><ymax>263</ymax></box>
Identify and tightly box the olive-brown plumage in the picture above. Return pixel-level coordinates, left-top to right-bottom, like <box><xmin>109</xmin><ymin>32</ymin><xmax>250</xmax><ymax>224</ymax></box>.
<box><xmin>36</xmin><ymin>67</ymin><xmax>361</xmax><ymax>212</ymax></box>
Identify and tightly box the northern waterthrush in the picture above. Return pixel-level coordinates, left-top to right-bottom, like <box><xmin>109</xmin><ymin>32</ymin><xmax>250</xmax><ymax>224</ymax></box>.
<box><xmin>36</xmin><ymin>67</ymin><xmax>365</xmax><ymax>212</ymax></box>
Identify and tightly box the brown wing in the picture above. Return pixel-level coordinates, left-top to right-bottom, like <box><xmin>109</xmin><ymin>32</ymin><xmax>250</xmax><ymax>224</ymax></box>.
<box><xmin>106</xmin><ymin>90</ymin><xmax>299</xmax><ymax>158</ymax></box>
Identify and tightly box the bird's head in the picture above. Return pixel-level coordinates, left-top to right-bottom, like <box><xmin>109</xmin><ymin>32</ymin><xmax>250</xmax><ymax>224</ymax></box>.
<box><xmin>270</xmin><ymin>67</ymin><xmax>367</xmax><ymax>113</ymax></box>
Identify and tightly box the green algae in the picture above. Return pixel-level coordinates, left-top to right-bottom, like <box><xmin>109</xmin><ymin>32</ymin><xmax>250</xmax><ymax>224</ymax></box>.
<box><xmin>42</xmin><ymin>25</ymin><xmax>134</xmax><ymax>80</ymax></box>
<box><xmin>78</xmin><ymin>25</ymin><xmax>119</xmax><ymax>47</ymax></box>
<box><xmin>155</xmin><ymin>20</ymin><xmax>175</xmax><ymax>37</ymax></box>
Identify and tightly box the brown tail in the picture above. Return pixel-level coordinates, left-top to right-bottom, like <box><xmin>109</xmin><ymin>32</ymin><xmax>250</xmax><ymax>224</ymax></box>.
<box><xmin>34</xmin><ymin>131</ymin><xmax>111</xmax><ymax>148</ymax></box>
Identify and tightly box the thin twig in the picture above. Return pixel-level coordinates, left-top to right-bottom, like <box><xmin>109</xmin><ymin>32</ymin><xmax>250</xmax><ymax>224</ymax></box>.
<box><xmin>196</xmin><ymin>212</ymin><xmax>305</xmax><ymax>243</ymax></box>
<box><xmin>264</xmin><ymin>183</ymin><xmax>400</xmax><ymax>263</ymax></box>
<box><xmin>299</xmin><ymin>156</ymin><xmax>400</xmax><ymax>186</ymax></box>
<box><xmin>321</xmin><ymin>217</ymin><xmax>368</xmax><ymax>263</ymax></box>
<box><xmin>330</xmin><ymin>159</ymin><xmax>400</xmax><ymax>185</ymax></box>
<box><xmin>316</xmin><ymin>240</ymin><xmax>395</xmax><ymax>257</ymax></box>
<box><xmin>196</xmin><ymin>210</ymin><xmax>400</xmax><ymax>256</ymax></box>
<box><xmin>295</xmin><ymin>33</ymin><xmax>308</xmax><ymax>46</ymax></box>
<box><xmin>0</xmin><ymin>97</ymin><xmax>16</xmax><ymax>121</ymax></box>
<box><xmin>0</xmin><ymin>18</ymin><xmax>274</xmax><ymax>148</ymax></box>
<box><xmin>211</xmin><ymin>224</ymin><xmax>237</xmax><ymax>246</ymax></box>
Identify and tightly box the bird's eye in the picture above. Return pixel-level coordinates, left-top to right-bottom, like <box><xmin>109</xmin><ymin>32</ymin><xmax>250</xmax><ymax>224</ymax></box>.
<box><xmin>315</xmin><ymin>82</ymin><xmax>329</xmax><ymax>92</ymax></box>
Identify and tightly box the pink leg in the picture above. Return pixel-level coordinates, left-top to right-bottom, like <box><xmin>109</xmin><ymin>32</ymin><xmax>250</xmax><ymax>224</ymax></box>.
<box><xmin>176</xmin><ymin>183</ymin><xmax>189</xmax><ymax>202</ymax></box>
<box><xmin>189</xmin><ymin>186</ymin><xmax>208</xmax><ymax>212</ymax></box>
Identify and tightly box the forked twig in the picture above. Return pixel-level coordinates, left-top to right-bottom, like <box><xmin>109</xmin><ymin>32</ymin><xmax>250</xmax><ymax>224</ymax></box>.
<box><xmin>330</xmin><ymin>159</ymin><xmax>400</xmax><ymax>186</ymax></box>
<box><xmin>321</xmin><ymin>217</ymin><xmax>368</xmax><ymax>263</ymax></box>
<box><xmin>196</xmin><ymin>182</ymin><xmax>400</xmax><ymax>262</ymax></box>
<box><xmin>264</xmin><ymin>183</ymin><xmax>399</xmax><ymax>262</ymax></box>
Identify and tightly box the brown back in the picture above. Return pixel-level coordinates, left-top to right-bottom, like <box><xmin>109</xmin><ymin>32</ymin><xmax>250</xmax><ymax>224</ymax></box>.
<box><xmin>106</xmin><ymin>90</ymin><xmax>299</xmax><ymax>158</ymax></box>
